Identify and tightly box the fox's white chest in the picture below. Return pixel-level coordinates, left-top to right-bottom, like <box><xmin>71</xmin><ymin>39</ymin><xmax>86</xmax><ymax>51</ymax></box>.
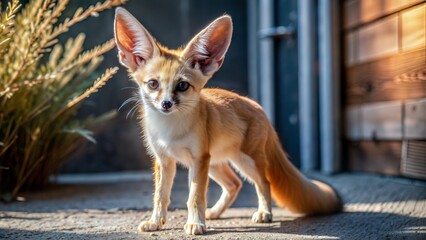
<box><xmin>144</xmin><ymin>111</ymin><xmax>201</xmax><ymax>167</ymax></box>
<box><xmin>143</xmin><ymin>107</ymin><xmax>239</xmax><ymax>167</ymax></box>
<box><xmin>153</xmin><ymin>134</ymin><xmax>198</xmax><ymax>167</ymax></box>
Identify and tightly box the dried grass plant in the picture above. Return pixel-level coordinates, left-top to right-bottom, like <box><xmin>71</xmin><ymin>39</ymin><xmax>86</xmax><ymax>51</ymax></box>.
<box><xmin>0</xmin><ymin>0</ymin><xmax>126</xmax><ymax>200</ymax></box>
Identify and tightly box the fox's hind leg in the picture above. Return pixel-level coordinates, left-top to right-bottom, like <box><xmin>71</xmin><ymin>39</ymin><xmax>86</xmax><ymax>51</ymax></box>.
<box><xmin>206</xmin><ymin>163</ymin><xmax>242</xmax><ymax>219</ymax></box>
<box><xmin>231</xmin><ymin>152</ymin><xmax>272</xmax><ymax>223</ymax></box>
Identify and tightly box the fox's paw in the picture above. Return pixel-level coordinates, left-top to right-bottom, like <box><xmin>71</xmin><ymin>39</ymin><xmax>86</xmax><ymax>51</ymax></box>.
<box><xmin>252</xmin><ymin>210</ymin><xmax>272</xmax><ymax>223</ymax></box>
<box><xmin>206</xmin><ymin>208</ymin><xmax>221</xmax><ymax>220</ymax></box>
<box><xmin>184</xmin><ymin>222</ymin><xmax>207</xmax><ymax>235</ymax></box>
<box><xmin>138</xmin><ymin>218</ymin><xmax>165</xmax><ymax>232</ymax></box>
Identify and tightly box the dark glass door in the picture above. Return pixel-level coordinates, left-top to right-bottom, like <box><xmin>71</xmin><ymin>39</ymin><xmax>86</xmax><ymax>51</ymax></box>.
<box><xmin>273</xmin><ymin>0</ymin><xmax>300</xmax><ymax>167</ymax></box>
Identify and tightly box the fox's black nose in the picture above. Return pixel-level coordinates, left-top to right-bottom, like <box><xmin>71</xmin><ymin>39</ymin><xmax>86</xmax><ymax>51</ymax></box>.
<box><xmin>161</xmin><ymin>100</ymin><xmax>173</xmax><ymax>110</ymax></box>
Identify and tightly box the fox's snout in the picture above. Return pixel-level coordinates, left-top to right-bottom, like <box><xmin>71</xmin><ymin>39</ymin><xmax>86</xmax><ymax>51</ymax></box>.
<box><xmin>152</xmin><ymin>93</ymin><xmax>180</xmax><ymax>114</ymax></box>
<box><xmin>161</xmin><ymin>100</ymin><xmax>173</xmax><ymax>110</ymax></box>
<box><xmin>159</xmin><ymin>99</ymin><xmax>176</xmax><ymax>114</ymax></box>
<box><xmin>148</xmin><ymin>96</ymin><xmax>174</xmax><ymax>114</ymax></box>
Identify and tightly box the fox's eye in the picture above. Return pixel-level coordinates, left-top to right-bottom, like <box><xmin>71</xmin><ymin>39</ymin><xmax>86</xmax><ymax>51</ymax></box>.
<box><xmin>176</xmin><ymin>81</ymin><xmax>190</xmax><ymax>92</ymax></box>
<box><xmin>147</xmin><ymin>79</ymin><xmax>159</xmax><ymax>90</ymax></box>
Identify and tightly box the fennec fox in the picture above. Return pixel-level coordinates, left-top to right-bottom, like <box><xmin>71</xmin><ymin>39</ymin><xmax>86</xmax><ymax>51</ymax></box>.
<box><xmin>114</xmin><ymin>7</ymin><xmax>342</xmax><ymax>235</ymax></box>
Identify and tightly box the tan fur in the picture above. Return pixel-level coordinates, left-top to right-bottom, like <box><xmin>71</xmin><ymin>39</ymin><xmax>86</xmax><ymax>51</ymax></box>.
<box><xmin>114</xmin><ymin>7</ymin><xmax>342</xmax><ymax>236</ymax></box>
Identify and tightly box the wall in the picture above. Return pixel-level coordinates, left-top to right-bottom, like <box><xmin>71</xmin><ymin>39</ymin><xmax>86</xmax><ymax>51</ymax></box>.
<box><xmin>343</xmin><ymin>0</ymin><xmax>426</xmax><ymax>178</ymax></box>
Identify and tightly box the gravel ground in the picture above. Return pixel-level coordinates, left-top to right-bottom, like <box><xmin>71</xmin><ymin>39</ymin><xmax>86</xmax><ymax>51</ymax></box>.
<box><xmin>1</xmin><ymin>170</ymin><xmax>425</xmax><ymax>239</ymax></box>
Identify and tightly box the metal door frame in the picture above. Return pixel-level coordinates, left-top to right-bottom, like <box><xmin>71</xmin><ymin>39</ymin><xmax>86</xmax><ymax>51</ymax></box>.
<box><xmin>247</xmin><ymin>0</ymin><xmax>342</xmax><ymax>173</ymax></box>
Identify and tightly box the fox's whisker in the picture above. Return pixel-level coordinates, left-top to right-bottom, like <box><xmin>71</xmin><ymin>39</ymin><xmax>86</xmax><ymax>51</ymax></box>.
<box><xmin>121</xmin><ymin>86</ymin><xmax>139</xmax><ymax>91</ymax></box>
<box><xmin>119</xmin><ymin>96</ymin><xmax>140</xmax><ymax>111</ymax></box>
<box><xmin>126</xmin><ymin>102</ymin><xmax>141</xmax><ymax>119</ymax></box>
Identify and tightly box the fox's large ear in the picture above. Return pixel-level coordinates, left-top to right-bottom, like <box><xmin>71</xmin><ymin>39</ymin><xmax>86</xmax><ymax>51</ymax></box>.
<box><xmin>114</xmin><ymin>7</ymin><xmax>159</xmax><ymax>72</ymax></box>
<box><xmin>181</xmin><ymin>15</ymin><xmax>233</xmax><ymax>76</ymax></box>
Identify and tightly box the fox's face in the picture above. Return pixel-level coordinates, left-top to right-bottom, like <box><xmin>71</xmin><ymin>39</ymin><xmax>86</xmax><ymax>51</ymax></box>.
<box><xmin>114</xmin><ymin>8</ymin><xmax>232</xmax><ymax>115</ymax></box>
<box><xmin>133</xmin><ymin>53</ymin><xmax>202</xmax><ymax>115</ymax></box>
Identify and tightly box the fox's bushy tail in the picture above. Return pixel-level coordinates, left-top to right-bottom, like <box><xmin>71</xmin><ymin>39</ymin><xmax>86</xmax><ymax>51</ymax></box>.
<box><xmin>265</xmin><ymin>129</ymin><xmax>342</xmax><ymax>215</ymax></box>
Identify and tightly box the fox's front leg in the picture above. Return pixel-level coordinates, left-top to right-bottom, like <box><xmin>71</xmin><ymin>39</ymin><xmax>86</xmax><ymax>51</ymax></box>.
<box><xmin>139</xmin><ymin>158</ymin><xmax>176</xmax><ymax>232</ymax></box>
<box><xmin>184</xmin><ymin>153</ymin><xmax>210</xmax><ymax>235</ymax></box>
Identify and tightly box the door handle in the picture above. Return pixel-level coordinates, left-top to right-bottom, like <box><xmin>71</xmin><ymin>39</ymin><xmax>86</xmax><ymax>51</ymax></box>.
<box><xmin>258</xmin><ymin>25</ymin><xmax>296</xmax><ymax>39</ymax></box>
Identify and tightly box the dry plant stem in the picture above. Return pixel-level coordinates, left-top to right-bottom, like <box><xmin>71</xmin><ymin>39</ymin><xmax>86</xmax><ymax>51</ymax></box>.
<box><xmin>53</xmin><ymin>67</ymin><xmax>119</xmax><ymax>120</ymax></box>
<box><xmin>0</xmin><ymin>0</ymin><xmax>126</xmax><ymax>198</ymax></box>
<box><xmin>0</xmin><ymin>0</ymin><xmax>21</xmax><ymax>48</ymax></box>
<box><xmin>5</xmin><ymin>0</ymin><xmax>125</xmax><ymax>92</ymax></box>
<box><xmin>6</xmin><ymin>39</ymin><xmax>114</xmax><ymax>117</ymax></box>
<box><xmin>49</xmin><ymin>0</ymin><xmax>126</xmax><ymax>41</ymax></box>
<box><xmin>60</xmin><ymin>39</ymin><xmax>116</xmax><ymax>73</ymax></box>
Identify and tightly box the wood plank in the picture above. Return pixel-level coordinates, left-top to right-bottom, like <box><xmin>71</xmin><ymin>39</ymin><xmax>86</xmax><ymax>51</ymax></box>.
<box><xmin>404</xmin><ymin>98</ymin><xmax>426</xmax><ymax>139</ymax></box>
<box><xmin>346</xmin><ymin>101</ymin><xmax>403</xmax><ymax>141</ymax></box>
<box><xmin>401</xmin><ymin>4</ymin><xmax>426</xmax><ymax>51</ymax></box>
<box><xmin>347</xmin><ymin>141</ymin><xmax>401</xmax><ymax>175</ymax></box>
<box><xmin>346</xmin><ymin>48</ymin><xmax>426</xmax><ymax>105</ymax></box>
<box><xmin>361</xmin><ymin>101</ymin><xmax>402</xmax><ymax>139</ymax></box>
<box><xmin>345</xmin><ymin>105</ymin><xmax>362</xmax><ymax>140</ymax></box>
<box><xmin>346</xmin><ymin>98</ymin><xmax>426</xmax><ymax>140</ymax></box>
<box><xmin>343</xmin><ymin>0</ymin><xmax>425</xmax><ymax>31</ymax></box>
<box><xmin>357</xmin><ymin>15</ymin><xmax>399</xmax><ymax>63</ymax></box>
<box><xmin>345</xmin><ymin>32</ymin><xmax>358</xmax><ymax>66</ymax></box>
<box><xmin>359</xmin><ymin>0</ymin><xmax>383</xmax><ymax>23</ymax></box>
<box><xmin>383</xmin><ymin>0</ymin><xmax>426</xmax><ymax>16</ymax></box>
<box><xmin>344</xmin><ymin>0</ymin><xmax>360</xmax><ymax>29</ymax></box>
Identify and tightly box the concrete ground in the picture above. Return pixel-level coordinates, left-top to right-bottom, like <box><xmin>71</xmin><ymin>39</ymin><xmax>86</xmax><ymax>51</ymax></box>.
<box><xmin>1</xmin><ymin>170</ymin><xmax>425</xmax><ymax>239</ymax></box>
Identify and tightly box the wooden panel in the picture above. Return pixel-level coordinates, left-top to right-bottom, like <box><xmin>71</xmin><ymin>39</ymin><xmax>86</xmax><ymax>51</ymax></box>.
<box><xmin>404</xmin><ymin>98</ymin><xmax>426</xmax><ymax>139</ymax></box>
<box><xmin>346</xmin><ymin>105</ymin><xmax>362</xmax><ymax>140</ymax></box>
<box><xmin>360</xmin><ymin>0</ymin><xmax>382</xmax><ymax>23</ymax></box>
<box><xmin>347</xmin><ymin>141</ymin><xmax>401</xmax><ymax>175</ymax></box>
<box><xmin>343</xmin><ymin>1</ymin><xmax>426</xmax><ymax>177</ymax></box>
<box><xmin>346</xmin><ymin>48</ymin><xmax>426</xmax><ymax>105</ymax></box>
<box><xmin>344</xmin><ymin>0</ymin><xmax>360</xmax><ymax>29</ymax></box>
<box><xmin>358</xmin><ymin>15</ymin><xmax>399</xmax><ymax>62</ymax></box>
<box><xmin>345</xmin><ymin>102</ymin><xmax>403</xmax><ymax>140</ymax></box>
<box><xmin>384</xmin><ymin>0</ymin><xmax>425</xmax><ymax>15</ymax></box>
<box><xmin>343</xmin><ymin>0</ymin><xmax>425</xmax><ymax>30</ymax></box>
<box><xmin>401</xmin><ymin>4</ymin><xmax>426</xmax><ymax>50</ymax></box>
<box><xmin>345</xmin><ymin>32</ymin><xmax>358</xmax><ymax>66</ymax></box>
<box><xmin>346</xmin><ymin>99</ymin><xmax>426</xmax><ymax>140</ymax></box>
<box><xmin>362</xmin><ymin>101</ymin><xmax>402</xmax><ymax>139</ymax></box>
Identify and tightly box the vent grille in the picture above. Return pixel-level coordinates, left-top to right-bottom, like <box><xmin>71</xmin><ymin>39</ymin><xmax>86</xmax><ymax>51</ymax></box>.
<box><xmin>401</xmin><ymin>141</ymin><xmax>426</xmax><ymax>180</ymax></box>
